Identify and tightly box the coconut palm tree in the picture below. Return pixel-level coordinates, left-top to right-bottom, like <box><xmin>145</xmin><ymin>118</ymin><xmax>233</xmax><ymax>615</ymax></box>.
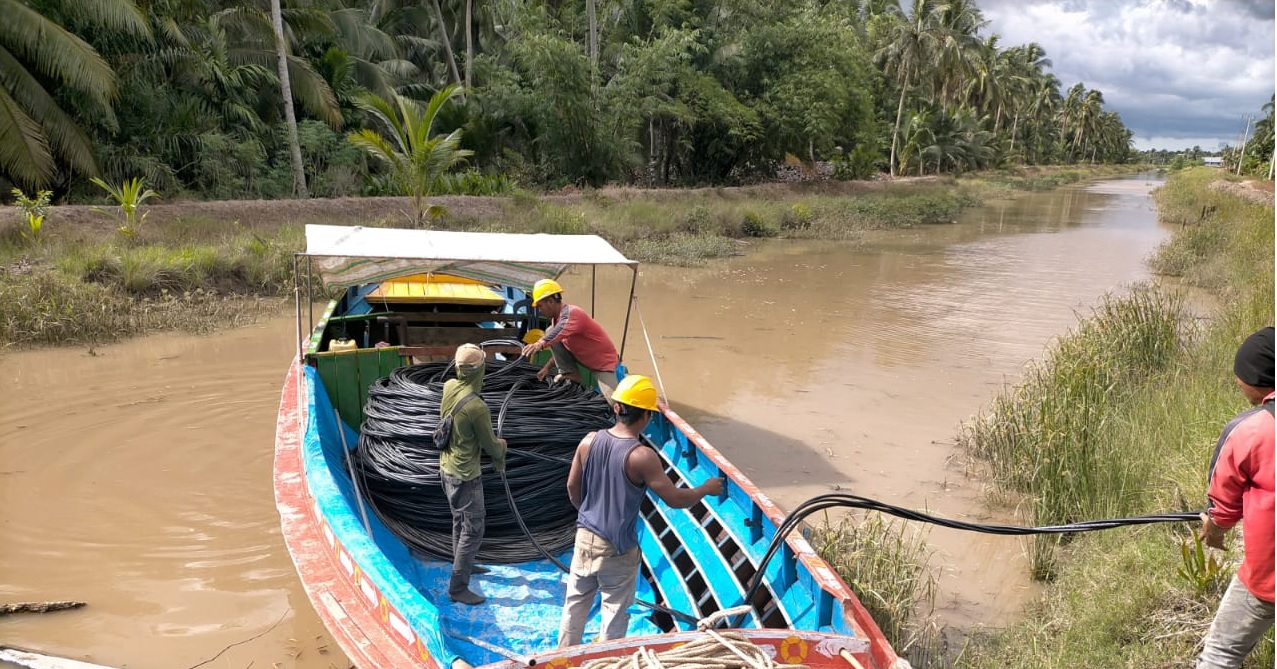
<box><xmin>269</xmin><ymin>0</ymin><xmax>307</xmax><ymax>197</ymax></box>
<box><xmin>348</xmin><ymin>84</ymin><xmax>472</xmax><ymax>225</ymax></box>
<box><xmin>930</xmin><ymin>0</ymin><xmax>986</xmax><ymax>113</ymax></box>
<box><xmin>1073</xmin><ymin>88</ymin><xmax>1104</xmax><ymax>162</ymax></box>
<box><xmin>875</xmin><ymin>0</ymin><xmax>941</xmax><ymax>177</ymax></box>
<box><xmin>1000</xmin><ymin>43</ymin><xmax>1051</xmax><ymax>160</ymax></box>
<box><xmin>1024</xmin><ymin>72</ymin><xmax>1061</xmax><ymax>163</ymax></box>
<box><xmin>0</xmin><ymin>0</ymin><xmax>150</xmax><ymax>189</ymax></box>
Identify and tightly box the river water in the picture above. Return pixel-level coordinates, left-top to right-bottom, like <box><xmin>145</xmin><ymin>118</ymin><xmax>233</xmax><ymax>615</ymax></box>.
<box><xmin>0</xmin><ymin>176</ymin><xmax>1170</xmax><ymax>668</ymax></box>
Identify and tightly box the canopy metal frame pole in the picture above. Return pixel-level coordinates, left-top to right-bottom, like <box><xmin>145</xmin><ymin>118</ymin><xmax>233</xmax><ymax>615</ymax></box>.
<box><xmin>618</xmin><ymin>266</ymin><xmax>638</xmax><ymax>362</ymax></box>
<box><xmin>590</xmin><ymin>265</ymin><xmax>597</xmax><ymax>315</ymax></box>
<box><xmin>307</xmin><ymin>255</ymin><xmax>315</xmax><ymax>342</ymax></box>
<box><xmin>293</xmin><ymin>253</ymin><xmax>303</xmax><ymax>358</ymax></box>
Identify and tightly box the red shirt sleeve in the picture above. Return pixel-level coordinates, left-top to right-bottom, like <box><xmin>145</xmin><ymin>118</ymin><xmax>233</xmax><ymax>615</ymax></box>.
<box><xmin>541</xmin><ymin>304</ymin><xmax>576</xmax><ymax>345</ymax></box>
<box><xmin>1208</xmin><ymin>423</ymin><xmax>1256</xmax><ymax>529</ymax></box>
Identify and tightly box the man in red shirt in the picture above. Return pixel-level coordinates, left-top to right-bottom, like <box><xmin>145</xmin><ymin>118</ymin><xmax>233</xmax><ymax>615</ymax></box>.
<box><xmin>1197</xmin><ymin>326</ymin><xmax>1274</xmax><ymax>669</ymax></box>
<box><xmin>521</xmin><ymin>279</ymin><xmax>620</xmax><ymax>400</ymax></box>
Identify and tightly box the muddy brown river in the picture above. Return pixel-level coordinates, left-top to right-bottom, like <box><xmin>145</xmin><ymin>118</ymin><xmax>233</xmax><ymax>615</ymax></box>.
<box><xmin>0</xmin><ymin>176</ymin><xmax>1169</xmax><ymax>668</ymax></box>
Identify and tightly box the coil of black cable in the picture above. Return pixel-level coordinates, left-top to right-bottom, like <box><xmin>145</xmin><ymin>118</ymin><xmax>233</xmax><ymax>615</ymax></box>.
<box><xmin>352</xmin><ymin>357</ymin><xmax>614</xmax><ymax>562</ymax></box>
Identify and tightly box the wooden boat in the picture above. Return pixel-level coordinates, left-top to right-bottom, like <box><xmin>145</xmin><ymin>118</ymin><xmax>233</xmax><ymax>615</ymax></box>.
<box><xmin>275</xmin><ymin>225</ymin><xmax>905</xmax><ymax>669</ymax></box>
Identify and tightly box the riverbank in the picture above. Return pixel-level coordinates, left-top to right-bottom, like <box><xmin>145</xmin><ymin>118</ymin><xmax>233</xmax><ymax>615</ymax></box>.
<box><xmin>955</xmin><ymin>167</ymin><xmax>1274</xmax><ymax>668</ymax></box>
<box><xmin>0</xmin><ymin>166</ymin><xmax>1140</xmax><ymax>348</ymax></box>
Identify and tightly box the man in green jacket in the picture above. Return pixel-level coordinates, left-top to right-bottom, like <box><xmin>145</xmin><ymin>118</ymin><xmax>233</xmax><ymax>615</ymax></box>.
<box><xmin>440</xmin><ymin>344</ymin><xmax>507</xmax><ymax>605</ymax></box>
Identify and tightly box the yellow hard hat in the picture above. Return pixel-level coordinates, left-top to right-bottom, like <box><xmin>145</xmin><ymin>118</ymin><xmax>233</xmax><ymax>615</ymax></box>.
<box><xmin>531</xmin><ymin>279</ymin><xmax>563</xmax><ymax>306</ymax></box>
<box><xmin>523</xmin><ymin>328</ymin><xmax>545</xmax><ymax>345</ymax></box>
<box><xmin>611</xmin><ymin>374</ymin><xmax>659</xmax><ymax>412</ymax></box>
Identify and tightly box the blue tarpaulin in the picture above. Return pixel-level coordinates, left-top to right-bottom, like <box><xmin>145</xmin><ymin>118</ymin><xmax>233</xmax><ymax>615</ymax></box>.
<box><xmin>414</xmin><ymin>553</ymin><xmax>663</xmax><ymax>664</ymax></box>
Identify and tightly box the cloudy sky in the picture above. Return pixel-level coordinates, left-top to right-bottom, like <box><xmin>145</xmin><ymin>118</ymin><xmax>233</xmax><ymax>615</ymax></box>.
<box><xmin>978</xmin><ymin>0</ymin><xmax>1274</xmax><ymax>151</ymax></box>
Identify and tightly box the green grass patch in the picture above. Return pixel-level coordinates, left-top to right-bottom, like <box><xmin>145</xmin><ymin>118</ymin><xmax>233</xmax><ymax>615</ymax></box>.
<box><xmin>965</xmin><ymin>164</ymin><xmax>1145</xmax><ymax>193</ymax></box>
<box><xmin>1151</xmin><ymin>168</ymin><xmax>1275</xmax><ymax>296</ymax></box>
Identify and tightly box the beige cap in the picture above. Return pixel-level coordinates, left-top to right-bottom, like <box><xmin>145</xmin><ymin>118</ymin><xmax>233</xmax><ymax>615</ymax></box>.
<box><xmin>455</xmin><ymin>343</ymin><xmax>485</xmax><ymax>369</ymax></box>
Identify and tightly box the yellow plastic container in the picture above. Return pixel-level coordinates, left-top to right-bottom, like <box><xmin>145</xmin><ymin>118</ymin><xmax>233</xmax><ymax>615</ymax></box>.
<box><xmin>328</xmin><ymin>338</ymin><xmax>357</xmax><ymax>352</ymax></box>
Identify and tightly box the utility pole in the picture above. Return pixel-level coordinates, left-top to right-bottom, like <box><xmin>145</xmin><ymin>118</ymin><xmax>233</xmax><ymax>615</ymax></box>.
<box><xmin>1236</xmin><ymin>115</ymin><xmax>1253</xmax><ymax>175</ymax></box>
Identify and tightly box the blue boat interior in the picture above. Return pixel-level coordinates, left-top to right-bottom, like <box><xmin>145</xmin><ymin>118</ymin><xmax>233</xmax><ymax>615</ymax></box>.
<box><xmin>301</xmin><ymin>283</ymin><xmax>864</xmax><ymax>667</ymax></box>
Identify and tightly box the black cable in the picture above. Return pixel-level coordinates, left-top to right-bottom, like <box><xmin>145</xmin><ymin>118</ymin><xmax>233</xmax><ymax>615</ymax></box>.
<box><xmin>492</xmin><ymin>396</ymin><xmax>701</xmax><ymax>627</ymax></box>
<box><xmin>726</xmin><ymin>492</ymin><xmax>1201</xmax><ymax>628</ymax></box>
<box><xmin>351</xmin><ymin>356</ymin><xmax>615</xmax><ymax>563</ymax></box>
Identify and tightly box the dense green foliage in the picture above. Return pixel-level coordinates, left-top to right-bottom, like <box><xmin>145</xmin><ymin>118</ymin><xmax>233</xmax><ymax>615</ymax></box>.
<box><xmin>3</xmin><ymin>0</ymin><xmax>1137</xmax><ymax>201</ymax></box>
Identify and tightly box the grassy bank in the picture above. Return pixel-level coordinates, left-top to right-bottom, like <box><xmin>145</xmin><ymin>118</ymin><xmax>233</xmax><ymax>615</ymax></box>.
<box><xmin>956</xmin><ymin>167</ymin><xmax>1274</xmax><ymax>668</ymax></box>
<box><xmin>0</xmin><ymin>166</ymin><xmax>1136</xmax><ymax>348</ymax></box>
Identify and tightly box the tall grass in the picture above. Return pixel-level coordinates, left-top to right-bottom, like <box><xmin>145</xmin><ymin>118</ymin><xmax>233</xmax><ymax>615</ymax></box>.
<box><xmin>1152</xmin><ymin>168</ymin><xmax>1274</xmax><ymax>299</ymax></box>
<box><xmin>0</xmin><ymin>269</ymin><xmax>283</xmax><ymax>347</ymax></box>
<box><xmin>813</xmin><ymin>513</ymin><xmax>941</xmax><ymax>665</ymax></box>
<box><xmin>958</xmin><ymin>168</ymin><xmax>1274</xmax><ymax>668</ymax></box>
<box><xmin>959</xmin><ymin>287</ymin><xmax>1183</xmax><ymax>577</ymax></box>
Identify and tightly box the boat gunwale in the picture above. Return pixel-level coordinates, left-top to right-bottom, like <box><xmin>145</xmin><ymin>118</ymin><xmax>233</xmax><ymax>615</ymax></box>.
<box><xmin>654</xmin><ymin>406</ymin><xmax>900</xmax><ymax>669</ymax></box>
<box><xmin>274</xmin><ymin>357</ymin><xmax>436</xmax><ymax>668</ymax></box>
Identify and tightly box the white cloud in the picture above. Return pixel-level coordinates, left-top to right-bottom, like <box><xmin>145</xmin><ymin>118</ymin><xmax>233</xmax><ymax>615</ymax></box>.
<box><xmin>979</xmin><ymin>0</ymin><xmax>1274</xmax><ymax>151</ymax></box>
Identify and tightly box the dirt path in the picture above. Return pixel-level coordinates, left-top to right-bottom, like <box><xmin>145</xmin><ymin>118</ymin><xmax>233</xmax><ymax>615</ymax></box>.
<box><xmin>1207</xmin><ymin>178</ymin><xmax>1274</xmax><ymax>205</ymax></box>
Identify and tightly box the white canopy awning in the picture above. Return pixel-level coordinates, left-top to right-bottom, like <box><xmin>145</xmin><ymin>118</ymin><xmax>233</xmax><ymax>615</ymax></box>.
<box><xmin>303</xmin><ymin>225</ymin><xmax>637</xmax><ymax>289</ymax></box>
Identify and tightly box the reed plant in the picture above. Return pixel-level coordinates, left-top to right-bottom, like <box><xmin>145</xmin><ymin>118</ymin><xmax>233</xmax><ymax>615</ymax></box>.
<box><xmin>960</xmin><ymin>285</ymin><xmax>1184</xmax><ymax>578</ymax></box>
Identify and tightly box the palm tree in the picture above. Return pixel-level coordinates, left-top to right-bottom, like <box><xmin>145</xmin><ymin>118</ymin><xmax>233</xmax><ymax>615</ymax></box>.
<box><xmin>930</xmin><ymin>0</ymin><xmax>986</xmax><ymax>113</ymax></box>
<box><xmin>1074</xmin><ymin>88</ymin><xmax>1104</xmax><ymax>162</ymax></box>
<box><xmin>269</xmin><ymin>0</ymin><xmax>307</xmax><ymax>197</ymax></box>
<box><xmin>326</xmin><ymin>5</ymin><xmax>417</xmax><ymax>101</ymax></box>
<box><xmin>1024</xmin><ymin>72</ymin><xmax>1060</xmax><ymax>163</ymax></box>
<box><xmin>875</xmin><ymin>0</ymin><xmax>940</xmax><ymax>177</ymax></box>
<box><xmin>0</xmin><ymin>0</ymin><xmax>150</xmax><ymax>189</ymax></box>
<box><xmin>430</xmin><ymin>0</ymin><xmax>463</xmax><ymax>86</ymax></box>
<box><xmin>348</xmin><ymin>85</ymin><xmax>472</xmax><ymax>225</ymax></box>
<box><xmin>1000</xmin><ymin>43</ymin><xmax>1051</xmax><ymax>161</ymax></box>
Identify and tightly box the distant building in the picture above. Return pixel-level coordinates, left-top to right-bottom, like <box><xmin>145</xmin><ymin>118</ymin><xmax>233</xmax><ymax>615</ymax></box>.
<box><xmin>1203</xmin><ymin>156</ymin><xmax>1223</xmax><ymax>167</ymax></box>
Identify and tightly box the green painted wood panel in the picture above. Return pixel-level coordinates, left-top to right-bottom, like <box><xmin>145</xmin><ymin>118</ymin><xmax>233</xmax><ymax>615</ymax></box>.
<box><xmin>356</xmin><ymin>352</ymin><xmax>383</xmax><ymax>423</ymax></box>
<box><xmin>332</xmin><ymin>353</ymin><xmax>362</xmax><ymax>431</ymax></box>
<box><xmin>379</xmin><ymin>347</ymin><xmax>403</xmax><ymax>377</ymax></box>
<box><xmin>312</xmin><ymin>347</ymin><xmax>412</xmax><ymax>431</ymax></box>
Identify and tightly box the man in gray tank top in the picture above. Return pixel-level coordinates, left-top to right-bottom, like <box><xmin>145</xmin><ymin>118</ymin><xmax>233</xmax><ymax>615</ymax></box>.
<box><xmin>557</xmin><ymin>375</ymin><xmax>723</xmax><ymax>647</ymax></box>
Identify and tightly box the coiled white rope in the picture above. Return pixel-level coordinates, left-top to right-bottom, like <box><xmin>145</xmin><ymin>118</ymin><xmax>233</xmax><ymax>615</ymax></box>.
<box><xmin>579</xmin><ymin>608</ymin><xmax>808</xmax><ymax>669</ymax></box>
